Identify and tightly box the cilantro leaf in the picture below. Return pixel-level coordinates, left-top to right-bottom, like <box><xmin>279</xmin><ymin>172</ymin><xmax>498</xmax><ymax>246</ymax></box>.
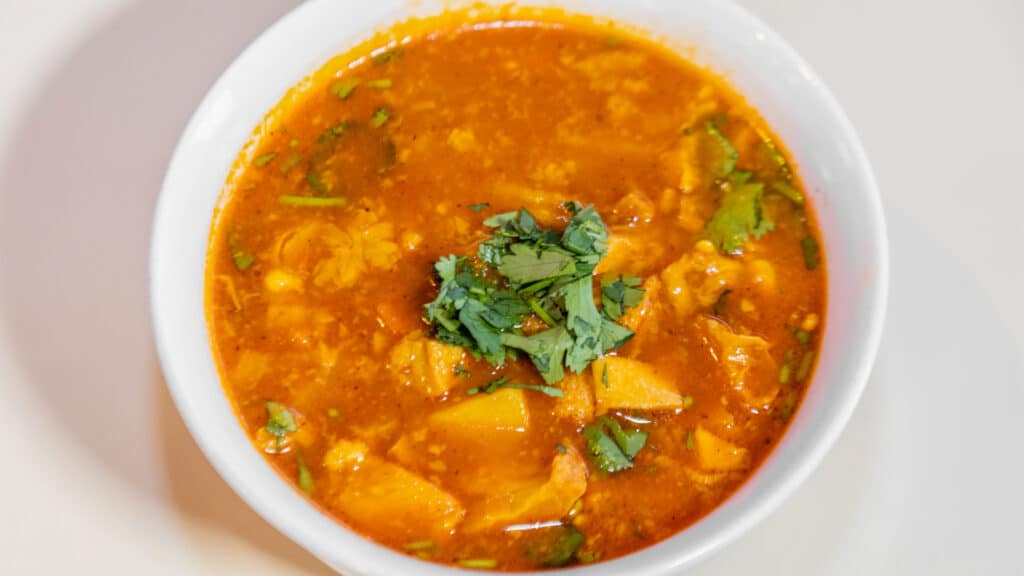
<box><xmin>466</xmin><ymin>376</ymin><xmax>564</xmax><ymax>398</ymax></box>
<box><xmin>599</xmin><ymin>415</ymin><xmax>647</xmax><ymax>458</ymax></box>
<box><xmin>564</xmin><ymin>276</ymin><xmax>604</xmax><ymax>373</ymax></box>
<box><xmin>704</xmin><ymin>120</ymin><xmax>739</xmax><ymax>179</ymax></box>
<box><xmin>264</xmin><ymin>401</ymin><xmax>296</xmax><ymax>438</ymax></box>
<box><xmin>561</xmin><ymin>204</ymin><xmax>608</xmax><ymax>258</ymax></box>
<box><xmin>501</xmin><ymin>327</ymin><xmax>574</xmax><ymax>384</ymax></box>
<box><xmin>705</xmin><ymin>172</ymin><xmax>774</xmax><ymax>254</ymax></box>
<box><xmin>498</xmin><ymin>244</ymin><xmax>577</xmax><ymax>284</ymax></box>
<box><xmin>227</xmin><ymin>229</ymin><xmax>254</xmax><ymax>271</ymax></box>
<box><xmin>582</xmin><ymin>423</ymin><xmax>632</xmax><ymax>473</ymax></box>
<box><xmin>801</xmin><ymin>236</ymin><xmax>821</xmax><ymax>270</ymax></box>
<box><xmin>331</xmin><ymin>78</ymin><xmax>359</xmax><ymax>100</ymax></box>
<box><xmin>600</xmin><ymin>275</ymin><xmax>644</xmax><ymax>320</ymax></box>
<box><xmin>469</xmin><ymin>202</ymin><xmax>490</xmax><ymax>212</ymax></box>
<box><xmin>582</xmin><ymin>416</ymin><xmax>648</xmax><ymax>473</ymax></box>
<box><xmin>541</xmin><ymin>526</ymin><xmax>586</xmax><ymax>568</ymax></box>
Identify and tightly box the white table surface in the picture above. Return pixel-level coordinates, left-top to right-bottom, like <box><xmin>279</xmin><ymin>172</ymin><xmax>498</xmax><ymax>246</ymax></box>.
<box><xmin>1</xmin><ymin>0</ymin><xmax>1021</xmax><ymax>574</ymax></box>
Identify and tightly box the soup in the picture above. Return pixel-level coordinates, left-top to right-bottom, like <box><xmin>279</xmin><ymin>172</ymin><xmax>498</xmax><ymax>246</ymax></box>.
<box><xmin>206</xmin><ymin>10</ymin><xmax>825</xmax><ymax>571</ymax></box>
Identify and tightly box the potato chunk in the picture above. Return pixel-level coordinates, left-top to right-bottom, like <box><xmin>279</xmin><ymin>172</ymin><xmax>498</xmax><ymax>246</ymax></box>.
<box><xmin>660</xmin><ymin>248</ymin><xmax>742</xmax><ymax>318</ymax></box>
<box><xmin>694</xmin><ymin>426</ymin><xmax>750</xmax><ymax>471</ymax></box>
<box><xmin>703</xmin><ymin>317</ymin><xmax>779</xmax><ymax>407</ymax></box>
<box><xmin>591</xmin><ymin>357</ymin><xmax>683</xmax><ymax>413</ymax></box>
<box><xmin>429</xmin><ymin>388</ymin><xmax>529</xmax><ymax>433</ymax></box>
<box><xmin>466</xmin><ymin>445</ymin><xmax>588</xmax><ymax>531</ymax></box>
<box><xmin>553</xmin><ymin>373</ymin><xmax>594</xmax><ymax>427</ymax></box>
<box><xmin>389</xmin><ymin>330</ymin><xmax>465</xmax><ymax>397</ymax></box>
<box><xmin>325</xmin><ymin>446</ymin><xmax>465</xmax><ymax>540</ymax></box>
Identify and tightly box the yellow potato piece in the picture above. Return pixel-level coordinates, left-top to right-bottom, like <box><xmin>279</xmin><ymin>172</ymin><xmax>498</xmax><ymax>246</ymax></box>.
<box><xmin>322</xmin><ymin>439</ymin><xmax>370</xmax><ymax>471</ymax></box>
<box><xmin>591</xmin><ymin>356</ymin><xmax>683</xmax><ymax>413</ymax></box>
<box><xmin>430</xmin><ymin>388</ymin><xmax>529</xmax><ymax>433</ymax></box>
<box><xmin>694</xmin><ymin>426</ymin><xmax>750</xmax><ymax>471</ymax></box>
<box><xmin>466</xmin><ymin>445</ymin><xmax>588</xmax><ymax>531</ymax></box>
<box><xmin>389</xmin><ymin>331</ymin><xmax>465</xmax><ymax>397</ymax></box>
<box><xmin>553</xmin><ymin>372</ymin><xmax>594</xmax><ymax>427</ymax></box>
<box><xmin>703</xmin><ymin>317</ymin><xmax>779</xmax><ymax>407</ymax></box>
<box><xmin>334</xmin><ymin>457</ymin><xmax>465</xmax><ymax>540</ymax></box>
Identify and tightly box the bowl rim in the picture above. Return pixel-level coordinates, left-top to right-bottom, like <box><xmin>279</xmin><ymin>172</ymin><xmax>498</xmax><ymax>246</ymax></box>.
<box><xmin>150</xmin><ymin>0</ymin><xmax>889</xmax><ymax>574</ymax></box>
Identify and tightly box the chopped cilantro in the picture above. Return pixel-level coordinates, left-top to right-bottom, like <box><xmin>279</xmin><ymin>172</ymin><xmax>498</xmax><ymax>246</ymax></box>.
<box><xmin>498</xmin><ymin>244</ymin><xmax>577</xmax><ymax>284</ymax></box>
<box><xmin>264</xmin><ymin>401</ymin><xmax>296</xmax><ymax>439</ymax></box>
<box><xmin>685</xmin><ymin>430</ymin><xmax>695</xmax><ymax>451</ymax></box>
<box><xmin>280</xmin><ymin>153</ymin><xmax>302</xmax><ymax>175</ymax></box>
<box><xmin>297</xmin><ymin>453</ymin><xmax>314</xmax><ymax>495</ymax></box>
<box><xmin>469</xmin><ymin>202</ymin><xmax>490</xmax><ymax>212</ymax></box>
<box><xmin>704</xmin><ymin>121</ymin><xmax>739</xmax><ymax>179</ymax></box>
<box><xmin>600</xmin><ymin>275</ymin><xmax>644</xmax><ymax>320</ymax></box>
<box><xmin>371</xmin><ymin>48</ymin><xmax>402</xmax><ymax>65</ymax></box>
<box><xmin>466</xmin><ymin>375</ymin><xmax>564</xmax><ymax>398</ymax></box>
<box><xmin>457</xmin><ymin>559</ymin><xmax>497</xmax><ymax>570</ymax></box>
<box><xmin>370</xmin><ymin>106</ymin><xmax>391</xmax><ymax>127</ymax></box>
<box><xmin>366</xmin><ymin>78</ymin><xmax>393</xmax><ymax>89</ymax></box>
<box><xmin>454</xmin><ymin>365</ymin><xmax>472</xmax><ymax>378</ymax></box>
<box><xmin>801</xmin><ymin>236</ymin><xmax>821</xmax><ymax>270</ymax></box>
<box><xmin>582</xmin><ymin>415</ymin><xmax>647</xmax><ymax>474</ymax></box>
<box><xmin>253</xmin><ymin>152</ymin><xmax>277</xmax><ymax>167</ymax></box>
<box><xmin>227</xmin><ymin>229</ymin><xmax>254</xmax><ymax>271</ymax></box>
<box><xmin>770</xmin><ymin>180</ymin><xmax>805</xmax><ymax>205</ymax></box>
<box><xmin>541</xmin><ymin>526</ymin><xmax>585</xmax><ymax>567</ymax></box>
<box><xmin>278</xmin><ymin>195</ymin><xmax>346</xmax><ymax>208</ymax></box>
<box><xmin>705</xmin><ymin>171</ymin><xmax>774</xmax><ymax>254</ymax></box>
<box><xmin>403</xmin><ymin>540</ymin><xmax>436</xmax><ymax>551</ymax></box>
<box><xmin>796</xmin><ymin>350</ymin><xmax>816</xmax><ymax>382</ymax></box>
<box><xmin>305</xmin><ymin>170</ymin><xmax>329</xmax><ymax>194</ymax></box>
<box><xmin>555</xmin><ymin>443</ymin><xmax>567</xmax><ymax>454</ymax></box>
<box><xmin>425</xmin><ymin>204</ymin><xmax>637</xmax><ymax>384</ymax></box>
<box><xmin>778</xmin><ymin>390</ymin><xmax>799</xmax><ymax>420</ymax></box>
<box><xmin>331</xmin><ymin>78</ymin><xmax>359</xmax><ymax>100</ymax></box>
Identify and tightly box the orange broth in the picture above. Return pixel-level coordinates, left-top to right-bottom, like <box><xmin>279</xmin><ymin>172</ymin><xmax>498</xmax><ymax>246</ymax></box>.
<box><xmin>206</xmin><ymin>11</ymin><xmax>826</xmax><ymax>571</ymax></box>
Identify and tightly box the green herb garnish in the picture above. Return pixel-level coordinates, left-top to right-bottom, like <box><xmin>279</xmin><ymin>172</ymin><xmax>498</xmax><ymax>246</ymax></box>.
<box><xmin>454</xmin><ymin>365</ymin><xmax>472</xmax><ymax>378</ymax></box>
<box><xmin>403</xmin><ymin>540</ymin><xmax>436</xmax><ymax>551</ymax></box>
<box><xmin>457</xmin><ymin>559</ymin><xmax>497</xmax><ymax>570</ymax></box>
<box><xmin>705</xmin><ymin>171</ymin><xmax>774</xmax><ymax>254</ymax></box>
<box><xmin>264</xmin><ymin>401</ymin><xmax>296</xmax><ymax>439</ymax></box>
<box><xmin>466</xmin><ymin>376</ymin><xmax>564</xmax><ymax>398</ymax></box>
<box><xmin>227</xmin><ymin>229</ymin><xmax>254</xmax><ymax>271</ymax></box>
<box><xmin>582</xmin><ymin>415</ymin><xmax>648</xmax><ymax>474</ymax></box>
<box><xmin>801</xmin><ymin>236</ymin><xmax>821</xmax><ymax>270</ymax></box>
<box><xmin>796</xmin><ymin>350</ymin><xmax>816</xmax><ymax>382</ymax></box>
<box><xmin>278</xmin><ymin>195</ymin><xmax>346</xmax><ymax>208</ymax></box>
<box><xmin>370</xmin><ymin>106</ymin><xmax>391</xmax><ymax>127</ymax></box>
<box><xmin>331</xmin><ymin>78</ymin><xmax>359</xmax><ymax>100</ymax></box>
<box><xmin>600</xmin><ymin>275</ymin><xmax>644</xmax><ymax>320</ymax></box>
<box><xmin>425</xmin><ymin>204</ymin><xmax>636</xmax><ymax>384</ymax></box>
<box><xmin>770</xmin><ymin>180</ymin><xmax>805</xmax><ymax>205</ymax></box>
<box><xmin>305</xmin><ymin>170</ymin><xmax>329</xmax><ymax>194</ymax></box>
<box><xmin>280</xmin><ymin>153</ymin><xmax>302</xmax><ymax>175</ymax></box>
<box><xmin>704</xmin><ymin>121</ymin><xmax>739</xmax><ymax>179</ymax></box>
<box><xmin>371</xmin><ymin>48</ymin><xmax>402</xmax><ymax>65</ymax></box>
<box><xmin>366</xmin><ymin>78</ymin><xmax>393</xmax><ymax>89</ymax></box>
<box><xmin>469</xmin><ymin>202</ymin><xmax>491</xmax><ymax>212</ymax></box>
<box><xmin>297</xmin><ymin>453</ymin><xmax>315</xmax><ymax>495</ymax></box>
<box><xmin>253</xmin><ymin>152</ymin><xmax>277</xmax><ymax>167</ymax></box>
<box><xmin>685</xmin><ymin>430</ymin><xmax>695</xmax><ymax>451</ymax></box>
<box><xmin>541</xmin><ymin>526</ymin><xmax>586</xmax><ymax>567</ymax></box>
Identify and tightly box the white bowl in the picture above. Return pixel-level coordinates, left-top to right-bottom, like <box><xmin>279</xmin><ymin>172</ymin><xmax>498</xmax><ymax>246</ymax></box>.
<box><xmin>150</xmin><ymin>0</ymin><xmax>888</xmax><ymax>574</ymax></box>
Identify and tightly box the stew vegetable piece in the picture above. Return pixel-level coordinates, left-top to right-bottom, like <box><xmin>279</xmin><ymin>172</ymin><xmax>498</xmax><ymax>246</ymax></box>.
<box><xmin>206</xmin><ymin>10</ymin><xmax>826</xmax><ymax>571</ymax></box>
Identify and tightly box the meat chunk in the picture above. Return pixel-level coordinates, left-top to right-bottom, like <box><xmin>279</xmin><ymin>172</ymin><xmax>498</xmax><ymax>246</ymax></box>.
<box><xmin>466</xmin><ymin>445</ymin><xmax>588</xmax><ymax>531</ymax></box>
<box><xmin>389</xmin><ymin>330</ymin><xmax>466</xmax><ymax>397</ymax></box>
<box><xmin>660</xmin><ymin>244</ymin><xmax>742</xmax><ymax>318</ymax></box>
<box><xmin>703</xmin><ymin>317</ymin><xmax>779</xmax><ymax>407</ymax></box>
